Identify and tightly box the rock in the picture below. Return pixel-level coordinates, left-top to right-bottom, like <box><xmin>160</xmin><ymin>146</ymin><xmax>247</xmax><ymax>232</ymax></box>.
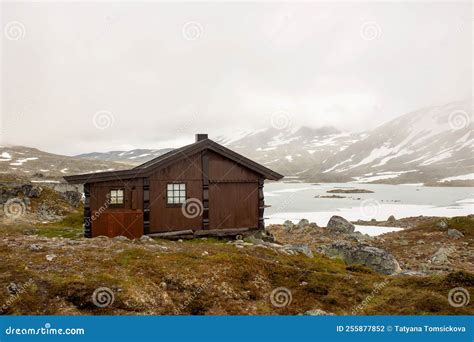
<box><xmin>318</xmin><ymin>242</ymin><xmax>401</xmax><ymax>275</ymax></box>
<box><xmin>297</xmin><ymin>219</ymin><xmax>310</xmax><ymax>228</ymax></box>
<box><xmin>283</xmin><ymin>244</ymin><xmax>313</xmax><ymax>258</ymax></box>
<box><xmin>45</xmin><ymin>254</ymin><xmax>57</xmax><ymax>261</ymax></box>
<box><xmin>283</xmin><ymin>220</ymin><xmax>295</xmax><ymax>230</ymax></box>
<box><xmin>113</xmin><ymin>236</ymin><xmax>130</xmax><ymax>242</ymax></box>
<box><xmin>326</xmin><ymin>216</ymin><xmax>355</xmax><ymax>234</ymax></box>
<box><xmin>201</xmin><ymin>251</ymin><xmax>209</xmax><ymax>256</ymax></box>
<box><xmin>416</xmin><ymin>240</ymin><xmax>425</xmax><ymax>245</ymax></box>
<box><xmin>244</xmin><ymin>236</ymin><xmax>265</xmax><ymax>245</ymax></box>
<box><xmin>447</xmin><ymin>229</ymin><xmax>464</xmax><ymax>239</ymax></box>
<box><xmin>139</xmin><ymin>235</ymin><xmax>155</xmax><ymax>243</ymax></box>
<box><xmin>177</xmin><ymin>239</ymin><xmax>183</xmax><ymax>243</ymax></box>
<box><xmin>29</xmin><ymin>244</ymin><xmax>43</xmax><ymax>251</ymax></box>
<box><xmin>431</xmin><ymin>247</ymin><xmax>453</xmax><ymax>265</ymax></box>
<box><xmin>303</xmin><ymin>309</ymin><xmax>335</xmax><ymax>316</ymax></box>
<box><xmin>37</xmin><ymin>203</ymin><xmax>61</xmax><ymax>221</ymax></box>
<box><xmin>395</xmin><ymin>270</ymin><xmax>427</xmax><ymax>277</ymax></box>
<box><xmin>387</xmin><ymin>215</ymin><xmax>396</xmax><ymax>222</ymax></box>
<box><xmin>21</xmin><ymin>184</ymin><xmax>43</xmax><ymax>198</ymax></box>
<box><xmin>436</xmin><ymin>220</ymin><xmax>448</xmax><ymax>230</ymax></box>
<box><xmin>60</xmin><ymin>191</ymin><xmax>82</xmax><ymax>207</ymax></box>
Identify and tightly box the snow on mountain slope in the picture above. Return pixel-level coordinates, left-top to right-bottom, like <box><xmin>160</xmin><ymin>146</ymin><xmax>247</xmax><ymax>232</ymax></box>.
<box><xmin>0</xmin><ymin>146</ymin><xmax>130</xmax><ymax>180</ymax></box>
<box><xmin>76</xmin><ymin>148</ymin><xmax>174</xmax><ymax>165</ymax></box>
<box><xmin>2</xmin><ymin>100</ymin><xmax>470</xmax><ymax>185</ymax></box>
<box><xmin>222</xmin><ymin>100</ymin><xmax>472</xmax><ymax>184</ymax></box>
<box><xmin>301</xmin><ymin>100</ymin><xmax>473</xmax><ymax>183</ymax></box>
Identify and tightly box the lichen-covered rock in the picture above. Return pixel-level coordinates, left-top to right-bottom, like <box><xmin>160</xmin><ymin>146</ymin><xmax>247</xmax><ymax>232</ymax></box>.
<box><xmin>60</xmin><ymin>191</ymin><xmax>82</xmax><ymax>207</ymax></box>
<box><xmin>326</xmin><ymin>216</ymin><xmax>355</xmax><ymax>234</ymax></box>
<box><xmin>139</xmin><ymin>235</ymin><xmax>155</xmax><ymax>243</ymax></box>
<box><xmin>303</xmin><ymin>309</ymin><xmax>335</xmax><ymax>316</ymax></box>
<box><xmin>283</xmin><ymin>244</ymin><xmax>313</xmax><ymax>258</ymax></box>
<box><xmin>318</xmin><ymin>241</ymin><xmax>401</xmax><ymax>275</ymax></box>
<box><xmin>447</xmin><ymin>229</ymin><xmax>464</xmax><ymax>239</ymax></box>
<box><xmin>297</xmin><ymin>219</ymin><xmax>310</xmax><ymax>228</ymax></box>
<box><xmin>431</xmin><ymin>247</ymin><xmax>454</xmax><ymax>265</ymax></box>
<box><xmin>283</xmin><ymin>220</ymin><xmax>295</xmax><ymax>230</ymax></box>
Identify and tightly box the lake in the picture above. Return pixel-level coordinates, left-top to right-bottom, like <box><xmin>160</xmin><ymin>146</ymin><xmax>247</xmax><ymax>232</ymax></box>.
<box><xmin>264</xmin><ymin>182</ymin><xmax>473</xmax><ymax>236</ymax></box>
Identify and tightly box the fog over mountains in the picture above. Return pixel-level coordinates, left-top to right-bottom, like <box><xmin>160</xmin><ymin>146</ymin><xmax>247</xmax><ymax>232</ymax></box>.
<box><xmin>1</xmin><ymin>100</ymin><xmax>472</xmax><ymax>185</ymax></box>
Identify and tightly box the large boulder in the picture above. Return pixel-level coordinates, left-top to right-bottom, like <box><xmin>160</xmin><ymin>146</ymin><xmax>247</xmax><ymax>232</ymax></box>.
<box><xmin>297</xmin><ymin>219</ymin><xmax>310</xmax><ymax>229</ymax></box>
<box><xmin>283</xmin><ymin>220</ymin><xmax>295</xmax><ymax>231</ymax></box>
<box><xmin>326</xmin><ymin>216</ymin><xmax>355</xmax><ymax>234</ymax></box>
<box><xmin>447</xmin><ymin>229</ymin><xmax>464</xmax><ymax>239</ymax></box>
<box><xmin>431</xmin><ymin>247</ymin><xmax>453</xmax><ymax>265</ymax></box>
<box><xmin>60</xmin><ymin>191</ymin><xmax>82</xmax><ymax>207</ymax></box>
<box><xmin>318</xmin><ymin>241</ymin><xmax>401</xmax><ymax>275</ymax></box>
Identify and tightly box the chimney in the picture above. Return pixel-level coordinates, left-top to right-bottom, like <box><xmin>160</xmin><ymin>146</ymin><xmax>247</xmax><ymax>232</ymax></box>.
<box><xmin>195</xmin><ymin>134</ymin><xmax>208</xmax><ymax>142</ymax></box>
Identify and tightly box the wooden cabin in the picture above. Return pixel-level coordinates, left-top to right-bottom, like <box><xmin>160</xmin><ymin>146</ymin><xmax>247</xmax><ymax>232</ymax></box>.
<box><xmin>64</xmin><ymin>134</ymin><xmax>284</xmax><ymax>239</ymax></box>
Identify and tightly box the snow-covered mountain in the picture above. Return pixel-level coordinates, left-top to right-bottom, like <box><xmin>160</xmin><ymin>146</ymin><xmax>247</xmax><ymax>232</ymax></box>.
<box><xmin>1</xmin><ymin>100</ymin><xmax>471</xmax><ymax>185</ymax></box>
<box><xmin>223</xmin><ymin>100</ymin><xmax>473</xmax><ymax>185</ymax></box>
<box><xmin>76</xmin><ymin>148</ymin><xmax>173</xmax><ymax>165</ymax></box>
<box><xmin>0</xmin><ymin>146</ymin><xmax>130</xmax><ymax>181</ymax></box>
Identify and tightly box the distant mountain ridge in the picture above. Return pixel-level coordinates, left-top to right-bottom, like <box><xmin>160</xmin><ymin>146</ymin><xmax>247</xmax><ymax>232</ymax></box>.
<box><xmin>1</xmin><ymin>100</ymin><xmax>472</xmax><ymax>185</ymax></box>
<box><xmin>76</xmin><ymin>148</ymin><xmax>174</xmax><ymax>165</ymax></box>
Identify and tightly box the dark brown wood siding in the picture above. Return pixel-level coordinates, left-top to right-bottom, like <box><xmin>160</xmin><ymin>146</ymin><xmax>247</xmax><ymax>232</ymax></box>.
<box><xmin>148</xmin><ymin>152</ymin><xmax>203</xmax><ymax>232</ymax></box>
<box><xmin>89</xmin><ymin>179</ymin><xmax>144</xmax><ymax>238</ymax></box>
<box><xmin>207</xmin><ymin>151</ymin><xmax>260</xmax><ymax>230</ymax></box>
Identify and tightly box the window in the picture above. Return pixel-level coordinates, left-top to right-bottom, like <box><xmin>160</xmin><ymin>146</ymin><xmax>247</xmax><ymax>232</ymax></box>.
<box><xmin>109</xmin><ymin>189</ymin><xmax>124</xmax><ymax>205</ymax></box>
<box><xmin>167</xmin><ymin>183</ymin><xmax>186</xmax><ymax>205</ymax></box>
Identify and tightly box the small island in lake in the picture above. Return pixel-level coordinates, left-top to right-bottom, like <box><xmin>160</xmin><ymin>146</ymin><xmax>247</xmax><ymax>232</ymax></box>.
<box><xmin>326</xmin><ymin>188</ymin><xmax>374</xmax><ymax>194</ymax></box>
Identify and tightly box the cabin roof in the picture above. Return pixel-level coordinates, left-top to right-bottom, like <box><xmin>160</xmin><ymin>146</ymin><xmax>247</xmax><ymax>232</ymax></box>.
<box><xmin>64</xmin><ymin>138</ymin><xmax>284</xmax><ymax>184</ymax></box>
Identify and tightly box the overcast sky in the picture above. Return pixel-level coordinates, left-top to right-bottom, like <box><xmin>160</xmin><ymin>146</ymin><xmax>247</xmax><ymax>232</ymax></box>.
<box><xmin>1</xmin><ymin>1</ymin><xmax>472</xmax><ymax>155</ymax></box>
